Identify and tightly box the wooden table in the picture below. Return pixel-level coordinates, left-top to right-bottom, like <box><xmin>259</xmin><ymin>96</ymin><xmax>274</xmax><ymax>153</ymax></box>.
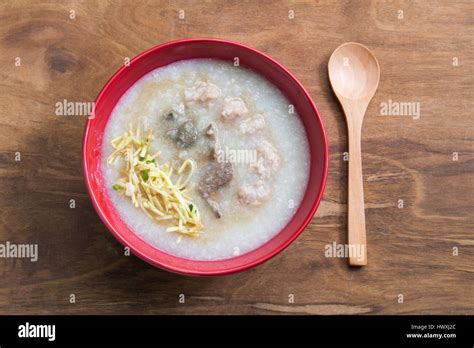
<box><xmin>0</xmin><ymin>0</ymin><xmax>472</xmax><ymax>315</ymax></box>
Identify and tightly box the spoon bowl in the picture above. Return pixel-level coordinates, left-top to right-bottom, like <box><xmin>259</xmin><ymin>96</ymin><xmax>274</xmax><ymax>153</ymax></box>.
<box><xmin>328</xmin><ymin>42</ymin><xmax>380</xmax><ymax>102</ymax></box>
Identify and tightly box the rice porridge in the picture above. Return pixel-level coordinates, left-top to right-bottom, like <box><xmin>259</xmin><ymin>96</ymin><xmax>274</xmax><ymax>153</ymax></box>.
<box><xmin>101</xmin><ymin>59</ymin><xmax>310</xmax><ymax>260</ymax></box>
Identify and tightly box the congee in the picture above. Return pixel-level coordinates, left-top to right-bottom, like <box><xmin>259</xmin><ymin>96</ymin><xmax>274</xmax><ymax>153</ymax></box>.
<box><xmin>101</xmin><ymin>59</ymin><xmax>310</xmax><ymax>260</ymax></box>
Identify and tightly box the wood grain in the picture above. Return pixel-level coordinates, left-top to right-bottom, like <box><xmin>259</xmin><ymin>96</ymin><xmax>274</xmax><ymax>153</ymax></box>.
<box><xmin>0</xmin><ymin>0</ymin><xmax>472</xmax><ymax>314</ymax></box>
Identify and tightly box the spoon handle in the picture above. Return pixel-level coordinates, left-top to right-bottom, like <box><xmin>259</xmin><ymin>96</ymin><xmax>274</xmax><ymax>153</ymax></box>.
<box><xmin>346</xmin><ymin>109</ymin><xmax>367</xmax><ymax>266</ymax></box>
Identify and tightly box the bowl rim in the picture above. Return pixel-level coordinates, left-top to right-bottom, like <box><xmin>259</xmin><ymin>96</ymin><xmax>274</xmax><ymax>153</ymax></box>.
<box><xmin>82</xmin><ymin>37</ymin><xmax>328</xmax><ymax>276</ymax></box>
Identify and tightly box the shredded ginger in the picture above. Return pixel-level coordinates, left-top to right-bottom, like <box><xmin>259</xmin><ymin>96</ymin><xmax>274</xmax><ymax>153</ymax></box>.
<box><xmin>107</xmin><ymin>124</ymin><xmax>203</xmax><ymax>239</ymax></box>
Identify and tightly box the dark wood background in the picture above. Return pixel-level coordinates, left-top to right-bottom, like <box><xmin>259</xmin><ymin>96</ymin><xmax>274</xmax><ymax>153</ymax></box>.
<box><xmin>0</xmin><ymin>0</ymin><xmax>472</xmax><ymax>314</ymax></box>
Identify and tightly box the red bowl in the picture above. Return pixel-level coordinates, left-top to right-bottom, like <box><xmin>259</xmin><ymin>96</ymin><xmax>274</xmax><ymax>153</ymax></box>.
<box><xmin>82</xmin><ymin>38</ymin><xmax>328</xmax><ymax>276</ymax></box>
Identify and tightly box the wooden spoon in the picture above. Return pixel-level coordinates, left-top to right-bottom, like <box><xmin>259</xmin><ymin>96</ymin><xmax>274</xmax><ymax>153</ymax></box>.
<box><xmin>328</xmin><ymin>42</ymin><xmax>380</xmax><ymax>266</ymax></box>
